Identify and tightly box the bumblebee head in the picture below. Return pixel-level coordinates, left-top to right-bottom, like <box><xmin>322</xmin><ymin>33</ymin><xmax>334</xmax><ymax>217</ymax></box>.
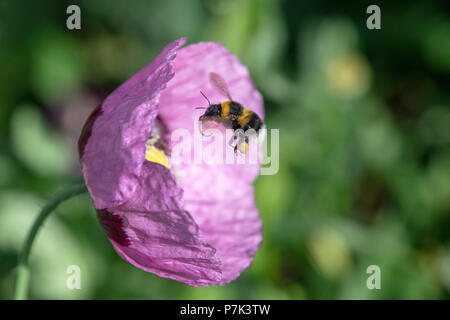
<box><xmin>198</xmin><ymin>104</ymin><xmax>223</xmax><ymax>137</ymax></box>
<box><xmin>200</xmin><ymin>104</ymin><xmax>221</xmax><ymax>119</ymax></box>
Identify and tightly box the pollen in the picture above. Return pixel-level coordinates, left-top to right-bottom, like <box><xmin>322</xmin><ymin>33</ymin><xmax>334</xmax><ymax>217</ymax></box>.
<box><xmin>238</xmin><ymin>141</ymin><xmax>250</xmax><ymax>154</ymax></box>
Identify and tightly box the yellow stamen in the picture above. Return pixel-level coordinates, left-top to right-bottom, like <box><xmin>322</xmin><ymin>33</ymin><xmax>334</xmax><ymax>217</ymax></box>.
<box><xmin>145</xmin><ymin>145</ymin><xmax>170</xmax><ymax>169</ymax></box>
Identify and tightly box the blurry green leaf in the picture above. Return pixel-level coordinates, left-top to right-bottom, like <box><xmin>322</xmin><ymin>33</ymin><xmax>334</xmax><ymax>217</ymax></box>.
<box><xmin>0</xmin><ymin>191</ymin><xmax>99</xmax><ymax>299</ymax></box>
<box><xmin>389</xmin><ymin>164</ymin><xmax>435</xmax><ymax>230</ymax></box>
<box><xmin>355</xmin><ymin>102</ymin><xmax>402</xmax><ymax>170</ymax></box>
<box><xmin>308</xmin><ymin>227</ymin><xmax>352</xmax><ymax>280</ymax></box>
<box><xmin>181</xmin><ymin>285</ymin><xmax>233</xmax><ymax>300</ymax></box>
<box><xmin>10</xmin><ymin>103</ymin><xmax>71</xmax><ymax>176</ymax></box>
<box><xmin>427</xmin><ymin>152</ymin><xmax>450</xmax><ymax>209</ymax></box>
<box><xmin>253</xmin><ymin>283</ymin><xmax>291</xmax><ymax>299</ymax></box>
<box><xmin>440</xmin><ymin>248</ymin><xmax>450</xmax><ymax>292</ymax></box>
<box><xmin>422</xmin><ymin>20</ymin><xmax>450</xmax><ymax>73</ymax></box>
<box><xmin>299</xmin><ymin>19</ymin><xmax>358</xmax><ymax>77</ymax></box>
<box><xmin>255</xmin><ymin>172</ymin><xmax>294</xmax><ymax>226</ymax></box>
<box><xmin>417</xmin><ymin>106</ymin><xmax>450</xmax><ymax>148</ymax></box>
<box><xmin>30</xmin><ymin>30</ymin><xmax>84</xmax><ymax>104</ymax></box>
<box><xmin>0</xmin><ymin>155</ymin><xmax>16</xmax><ymax>186</ymax></box>
<box><xmin>205</xmin><ymin>0</ymin><xmax>261</xmax><ymax>57</ymax></box>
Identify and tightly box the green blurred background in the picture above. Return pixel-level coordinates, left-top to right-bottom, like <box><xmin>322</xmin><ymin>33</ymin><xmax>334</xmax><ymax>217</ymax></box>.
<box><xmin>1</xmin><ymin>0</ymin><xmax>450</xmax><ymax>299</ymax></box>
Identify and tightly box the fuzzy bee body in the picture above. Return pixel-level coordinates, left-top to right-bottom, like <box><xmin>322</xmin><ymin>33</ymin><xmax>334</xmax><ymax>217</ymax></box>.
<box><xmin>201</xmin><ymin>100</ymin><xmax>263</xmax><ymax>132</ymax></box>
<box><xmin>198</xmin><ymin>73</ymin><xmax>264</xmax><ymax>154</ymax></box>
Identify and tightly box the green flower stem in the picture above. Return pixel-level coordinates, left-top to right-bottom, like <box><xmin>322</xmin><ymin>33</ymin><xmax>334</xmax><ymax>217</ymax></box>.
<box><xmin>13</xmin><ymin>183</ymin><xmax>88</xmax><ymax>300</ymax></box>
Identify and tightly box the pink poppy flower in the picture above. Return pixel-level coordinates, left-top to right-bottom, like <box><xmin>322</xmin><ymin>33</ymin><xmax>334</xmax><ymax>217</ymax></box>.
<box><xmin>78</xmin><ymin>38</ymin><xmax>264</xmax><ymax>286</ymax></box>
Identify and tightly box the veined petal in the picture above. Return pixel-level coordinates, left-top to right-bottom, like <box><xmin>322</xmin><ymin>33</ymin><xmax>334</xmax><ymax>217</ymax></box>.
<box><xmin>184</xmin><ymin>182</ymin><xmax>262</xmax><ymax>284</ymax></box>
<box><xmin>99</xmin><ymin>161</ymin><xmax>222</xmax><ymax>286</ymax></box>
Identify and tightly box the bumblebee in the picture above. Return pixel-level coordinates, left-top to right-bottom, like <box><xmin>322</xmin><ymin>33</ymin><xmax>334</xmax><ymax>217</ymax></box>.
<box><xmin>198</xmin><ymin>72</ymin><xmax>264</xmax><ymax>154</ymax></box>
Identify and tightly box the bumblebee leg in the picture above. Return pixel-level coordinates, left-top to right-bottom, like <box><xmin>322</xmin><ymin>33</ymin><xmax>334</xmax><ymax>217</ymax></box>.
<box><xmin>229</xmin><ymin>133</ymin><xmax>238</xmax><ymax>147</ymax></box>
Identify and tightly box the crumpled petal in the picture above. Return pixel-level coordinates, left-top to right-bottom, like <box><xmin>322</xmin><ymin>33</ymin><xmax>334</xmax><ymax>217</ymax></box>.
<box><xmin>79</xmin><ymin>39</ymin><xmax>264</xmax><ymax>286</ymax></box>
<box><xmin>79</xmin><ymin>38</ymin><xmax>186</xmax><ymax>209</ymax></box>
<box><xmin>100</xmin><ymin>161</ymin><xmax>222</xmax><ymax>285</ymax></box>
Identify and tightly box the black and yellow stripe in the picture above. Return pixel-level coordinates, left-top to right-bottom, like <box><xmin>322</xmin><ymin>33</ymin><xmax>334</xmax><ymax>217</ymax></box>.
<box><xmin>220</xmin><ymin>100</ymin><xmax>231</xmax><ymax>117</ymax></box>
<box><xmin>243</xmin><ymin>112</ymin><xmax>263</xmax><ymax>131</ymax></box>
<box><xmin>207</xmin><ymin>100</ymin><xmax>263</xmax><ymax>132</ymax></box>
<box><xmin>237</xmin><ymin>107</ymin><xmax>254</xmax><ymax>128</ymax></box>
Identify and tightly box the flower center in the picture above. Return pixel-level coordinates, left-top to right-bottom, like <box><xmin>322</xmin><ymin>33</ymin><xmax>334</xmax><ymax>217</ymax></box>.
<box><xmin>145</xmin><ymin>136</ymin><xmax>170</xmax><ymax>169</ymax></box>
<box><xmin>145</xmin><ymin>117</ymin><xmax>171</xmax><ymax>169</ymax></box>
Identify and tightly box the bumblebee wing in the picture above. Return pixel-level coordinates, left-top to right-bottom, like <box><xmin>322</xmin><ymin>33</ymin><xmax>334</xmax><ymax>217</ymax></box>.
<box><xmin>209</xmin><ymin>72</ymin><xmax>232</xmax><ymax>101</ymax></box>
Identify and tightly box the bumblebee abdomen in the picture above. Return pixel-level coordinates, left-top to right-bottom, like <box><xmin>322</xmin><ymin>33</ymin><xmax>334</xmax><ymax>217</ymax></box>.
<box><xmin>237</xmin><ymin>107</ymin><xmax>253</xmax><ymax>128</ymax></box>
<box><xmin>243</xmin><ymin>112</ymin><xmax>263</xmax><ymax>132</ymax></box>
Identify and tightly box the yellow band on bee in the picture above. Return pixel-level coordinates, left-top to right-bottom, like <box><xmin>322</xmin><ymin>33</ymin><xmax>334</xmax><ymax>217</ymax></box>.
<box><xmin>238</xmin><ymin>107</ymin><xmax>253</xmax><ymax>127</ymax></box>
<box><xmin>221</xmin><ymin>101</ymin><xmax>231</xmax><ymax>117</ymax></box>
